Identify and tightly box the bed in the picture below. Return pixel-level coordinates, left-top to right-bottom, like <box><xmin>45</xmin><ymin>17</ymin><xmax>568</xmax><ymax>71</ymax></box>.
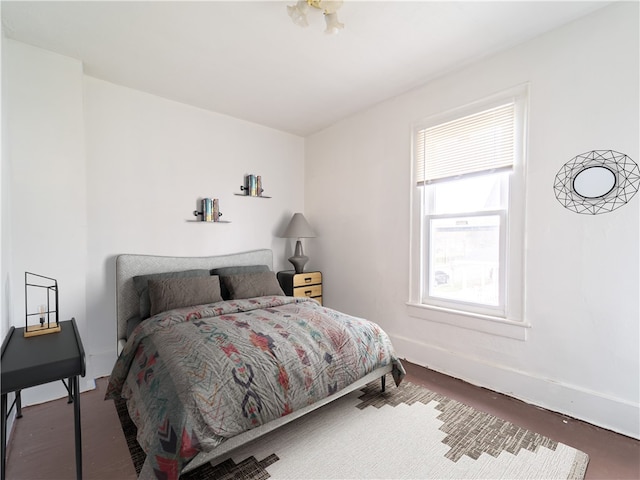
<box><xmin>106</xmin><ymin>249</ymin><xmax>405</xmax><ymax>479</ymax></box>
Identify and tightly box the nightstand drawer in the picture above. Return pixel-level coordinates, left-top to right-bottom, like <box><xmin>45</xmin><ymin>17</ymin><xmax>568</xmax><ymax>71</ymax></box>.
<box><xmin>293</xmin><ymin>284</ymin><xmax>322</xmax><ymax>299</ymax></box>
<box><xmin>293</xmin><ymin>272</ymin><xmax>322</xmax><ymax>287</ymax></box>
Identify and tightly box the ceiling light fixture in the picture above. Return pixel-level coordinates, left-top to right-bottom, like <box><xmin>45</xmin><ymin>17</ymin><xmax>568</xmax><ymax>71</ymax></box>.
<box><xmin>287</xmin><ymin>0</ymin><xmax>344</xmax><ymax>34</ymax></box>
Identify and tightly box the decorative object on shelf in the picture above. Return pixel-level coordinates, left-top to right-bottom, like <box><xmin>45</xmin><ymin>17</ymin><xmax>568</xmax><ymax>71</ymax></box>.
<box><xmin>246</xmin><ymin>174</ymin><xmax>256</xmax><ymax>196</ymax></box>
<box><xmin>282</xmin><ymin>212</ymin><xmax>316</xmax><ymax>273</ymax></box>
<box><xmin>193</xmin><ymin>198</ymin><xmax>224</xmax><ymax>222</ymax></box>
<box><xmin>238</xmin><ymin>174</ymin><xmax>271</xmax><ymax>198</ymax></box>
<box><xmin>287</xmin><ymin>0</ymin><xmax>344</xmax><ymax>34</ymax></box>
<box><xmin>554</xmin><ymin>150</ymin><xmax>639</xmax><ymax>215</ymax></box>
<box><xmin>24</xmin><ymin>272</ymin><xmax>60</xmax><ymax>337</ymax></box>
<box><xmin>212</xmin><ymin>198</ymin><xmax>220</xmax><ymax>222</ymax></box>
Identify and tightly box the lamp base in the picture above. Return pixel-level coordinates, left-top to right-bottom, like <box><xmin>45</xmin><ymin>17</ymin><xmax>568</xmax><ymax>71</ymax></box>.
<box><xmin>288</xmin><ymin>255</ymin><xmax>308</xmax><ymax>274</ymax></box>
<box><xmin>288</xmin><ymin>239</ymin><xmax>309</xmax><ymax>273</ymax></box>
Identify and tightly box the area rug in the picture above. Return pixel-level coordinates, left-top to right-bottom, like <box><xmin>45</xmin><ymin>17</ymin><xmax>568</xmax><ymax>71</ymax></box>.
<box><xmin>115</xmin><ymin>379</ymin><xmax>589</xmax><ymax>479</ymax></box>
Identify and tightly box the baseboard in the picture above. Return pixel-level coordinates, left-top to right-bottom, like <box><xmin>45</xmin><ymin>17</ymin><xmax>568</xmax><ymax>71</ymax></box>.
<box><xmin>18</xmin><ymin>375</ymin><xmax>96</xmax><ymax>407</ymax></box>
<box><xmin>391</xmin><ymin>333</ymin><xmax>640</xmax><ymax>440</ymax></box>
<box><xmin>11</xmin><ymin>349</ymin><xmax>117</xmax><ymax>409</ymax></box>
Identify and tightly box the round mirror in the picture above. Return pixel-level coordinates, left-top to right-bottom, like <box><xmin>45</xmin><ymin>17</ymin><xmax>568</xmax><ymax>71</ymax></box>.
<box><xmin>555</xmin><ymin>150</ymin><xmax>638</xmax><ymax>215</ymax></box>
<box><xmin>572</xmin><ymin>166</ymin><xmax>616</xmax><ymax>199</ymax></box>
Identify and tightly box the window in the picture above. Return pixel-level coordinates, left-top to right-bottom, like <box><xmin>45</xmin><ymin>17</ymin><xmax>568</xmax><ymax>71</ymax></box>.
<box><xmin>409</xmin><ymin>86</ymin><xmax>528</xmax><ymax>337</ymax></box>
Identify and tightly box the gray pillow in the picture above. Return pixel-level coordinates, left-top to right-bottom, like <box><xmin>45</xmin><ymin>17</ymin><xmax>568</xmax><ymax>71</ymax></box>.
<box><xmin>211</xmin><ymin>265</ymin><xmax>270</xmax><ymax>299</ymax></box>
<box><xmin>148</xmin><ymin>276</ymin><xmax>223</xmax><ymax>317</ymax></box>
<box><xmin>133</xmin><ymin>269</ymin><xmax>210</xmax><ymax>319</ymax></box>
<box><xmin>126</xmin><ymin>316</ymin><xmax>142</xmax><ymax>340</ymax></box>
<box><xmin>222</xmin><ymin>271</ymin><xmax>285</xmax><ymax>300</ymax></box>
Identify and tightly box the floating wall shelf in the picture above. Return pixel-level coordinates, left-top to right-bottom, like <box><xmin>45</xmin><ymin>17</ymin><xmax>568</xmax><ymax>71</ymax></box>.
<box><xmin>186</xmin><ymin>220</ymin><xmax>231</xmax><ymax>223</ymax></box>
<box><xmin>234</xmin><ymin>193</ymin><xmax>271</xmax><ymax>198</ymax></box>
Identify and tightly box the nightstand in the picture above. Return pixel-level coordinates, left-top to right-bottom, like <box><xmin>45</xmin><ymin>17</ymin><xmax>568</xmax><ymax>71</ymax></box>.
<box><xmin>277</xmin><ymin>271</ymin><xmax>322</xmax><ymax>305</ymax></box>
<box><xmin>1</xmin><ymin>318</ymin><xmax>85</xmax><ymax>480</ymax></box>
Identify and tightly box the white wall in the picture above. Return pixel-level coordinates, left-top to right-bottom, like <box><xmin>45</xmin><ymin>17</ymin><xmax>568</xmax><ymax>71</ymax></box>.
<box><xmin>2</xmin><ymin>41</ymin><xmax>305</xmax><ymax>406</ymax></box>
<box><xmin>83</xmin><ymin>77</ymin><xmax>305</xmax><ymax>376</ymax></box>
<box><xmin>2</xmin><ymin>39</ymin><xmax>88</xmax><ymax>405</ymax></box>
<box><xmin>305</xmin><ymin>2</ymin><xmax>639</xmax><ymax>438</ymax></box>
<box><xmin>1</xmin><ymin>13</ymin><xmax>9</xmax><ymax>341</ymax></box>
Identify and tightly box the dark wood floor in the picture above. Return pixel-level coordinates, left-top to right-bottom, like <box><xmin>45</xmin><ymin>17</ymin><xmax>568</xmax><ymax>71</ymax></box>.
<box><xmin>5</xmin><ymin>361</ymin><xmax>640</xmax><ymax>479</ymax></box>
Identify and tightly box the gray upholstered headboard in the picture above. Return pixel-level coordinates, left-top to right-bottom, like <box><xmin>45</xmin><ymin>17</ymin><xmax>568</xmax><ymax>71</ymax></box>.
<box><xmin>115</xmin><ymin>249</ymin><xmax>273</xmax><ymax>352</ymax></box>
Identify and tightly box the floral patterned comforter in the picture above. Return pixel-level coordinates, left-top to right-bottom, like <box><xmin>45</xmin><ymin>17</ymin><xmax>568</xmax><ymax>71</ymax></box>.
<box><xmin>106</xmin><ymin>296</ymin><xmax>405</xmax><ymax>480</ymax></box>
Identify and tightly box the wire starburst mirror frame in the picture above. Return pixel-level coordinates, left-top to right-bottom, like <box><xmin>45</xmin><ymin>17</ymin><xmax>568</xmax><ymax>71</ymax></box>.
<box><xmin>554</xmin><ymin>150</ymin><xmax>639</xmax><ymax>215</ymax></box>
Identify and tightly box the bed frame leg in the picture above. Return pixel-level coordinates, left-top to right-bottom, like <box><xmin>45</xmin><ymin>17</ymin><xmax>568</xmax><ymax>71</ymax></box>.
<box><xmin>381</xmin><ymin>375</ymin><xmax>386</xmax><ymax>392</ymax></box>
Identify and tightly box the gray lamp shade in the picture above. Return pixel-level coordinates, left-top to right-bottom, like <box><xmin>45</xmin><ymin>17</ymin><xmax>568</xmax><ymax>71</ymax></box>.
<box><xmin>283</xmin><ymin>213</ymin><xmax>316</xmax><ymax>239</ymax></box>
<box><xmin>282</xmin><ymin>213</ymin><xmax>315</xmax><ymax>273</ymax></box>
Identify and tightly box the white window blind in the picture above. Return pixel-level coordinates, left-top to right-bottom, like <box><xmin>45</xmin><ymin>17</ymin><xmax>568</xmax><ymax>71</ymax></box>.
<box><xmin>416</xmin><ymin>102</ymin><xmax>515</xmax><ymax>185</ymax></box>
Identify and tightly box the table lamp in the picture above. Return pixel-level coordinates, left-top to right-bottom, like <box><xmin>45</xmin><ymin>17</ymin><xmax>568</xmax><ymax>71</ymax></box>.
<box><xmin>283</xmin><ymin>213</ymin><xmax>316</xmax><ymax>273</ymax></box>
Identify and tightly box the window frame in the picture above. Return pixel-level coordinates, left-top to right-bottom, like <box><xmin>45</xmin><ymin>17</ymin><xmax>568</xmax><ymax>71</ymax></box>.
<box><xmin>408</xmin><ymin>85</ymin><xmax>530</xmax><ymax>340</ymax></box>
<box><xmin>424</xmin><ymin>206</ymin><xmax>507</xmax><ymax>316</ymax></box>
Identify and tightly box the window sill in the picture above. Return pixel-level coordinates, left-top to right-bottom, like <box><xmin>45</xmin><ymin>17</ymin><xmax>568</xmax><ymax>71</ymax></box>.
<box><xmin>406</xmin><ymin>302</ymin><xmax>530</xmax><ymax>340</ymax></box>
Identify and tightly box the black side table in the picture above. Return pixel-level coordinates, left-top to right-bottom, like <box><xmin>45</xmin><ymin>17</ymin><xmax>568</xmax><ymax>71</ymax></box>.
<box><xmin>1</xmin><ymin>318</ymin><xmax>86</xmax><ymax>480</ymax></box>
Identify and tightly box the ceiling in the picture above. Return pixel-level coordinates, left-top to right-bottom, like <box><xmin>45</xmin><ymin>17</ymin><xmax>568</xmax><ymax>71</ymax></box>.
<box><xmin>2</xmin><ymin>1</ymin><xmax>610</xmax><ymax>136</ymax></box>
